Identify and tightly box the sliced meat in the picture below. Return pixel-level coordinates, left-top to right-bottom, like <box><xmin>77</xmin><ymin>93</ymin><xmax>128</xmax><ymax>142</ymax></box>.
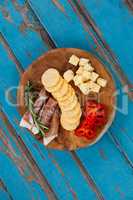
<box><xmin>45</xmin><ymin>107</ymin><xmax>59</xmax><ymax>137</ymax></box>
<box><xmin>40</xmin><ymin>97</ymin><xmax>58</xmax><ymax>126</ymax></box>
<box><xmin>33</xmin><ymin>89</ymin><xmax>48</xmax><ymax>114</ymax></box>
<box><xmin>43</xmin><ymin>107</ymin><xmax>60</xmax><ymax>145</ymax></box>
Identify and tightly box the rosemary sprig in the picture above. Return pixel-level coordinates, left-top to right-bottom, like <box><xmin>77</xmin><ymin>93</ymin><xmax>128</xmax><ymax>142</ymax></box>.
<box><xmin>24</xmin><ymin>81</ymin><xmax>49</xmax><ymax>137</ymax></box>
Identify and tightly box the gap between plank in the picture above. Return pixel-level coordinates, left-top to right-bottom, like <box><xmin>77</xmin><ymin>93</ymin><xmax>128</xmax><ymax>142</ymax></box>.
<box><xmin>25</xmin><ymin>2</ymin><xmax>107</xmax><ymax>198</ymax></box>
<box><xmin>70</xmin><ymin>152</ymin><xmax>105</xmax><ymax>200</ymax></box>
<box><xmin>0</xmin><ymin>108</ymin><xmax>58</xmax><ymax>200</ymax></box>
<box><xmin>0</xmin><ymin>33</ymin><xmax>24</xmax><ymax>75</ymax></box>
<box><xmin>2</xmin><ymin>1</ymin><xmax>132</xmax><ymax>199</ymax></box>
<box><xmin>25</xmin><ymin>2</ymin><xmax>133</xmax><ymax>197</ymax></box>
<box><xmin>68</xmin><ymin>0</ymin><xmax>133</xmax><ymax>100</ymax></box>
<box><xmin>24</xmin><ymin>0</ymin><xmax>56</xmax><ymax>49</ymax></box>
<box><xmin>124</xmin><ymin>0</ymin><xmax>133</xmax><ymax>13</ymax></box>
<box><xmin>0</xmin><ymin>179</ymin><xmax>14</xmax><ymax>200</ymax></box>
<box><xmin>108</xmin><ymin>131</ymin><xmax>133</xmax><ymax>170</ymax></box>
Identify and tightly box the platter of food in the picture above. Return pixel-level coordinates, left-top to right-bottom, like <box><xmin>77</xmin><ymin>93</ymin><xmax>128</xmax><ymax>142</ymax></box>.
<box><xmin>18</xmin><ymin>48</ymin><xmax>116</xmax><ymax>150</ymax></box>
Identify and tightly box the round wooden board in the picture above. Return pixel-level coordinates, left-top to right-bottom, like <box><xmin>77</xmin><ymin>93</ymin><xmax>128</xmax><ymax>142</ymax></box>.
<box><xmin>17</xmin><ymin>48</ymin><xmax>116</xmax><ymax>150</ymax></box>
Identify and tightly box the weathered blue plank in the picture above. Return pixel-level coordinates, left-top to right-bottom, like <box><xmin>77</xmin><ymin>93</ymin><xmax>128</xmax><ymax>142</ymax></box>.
<box><xmin>80</xmin><ymin>0</ymin><xmax>133</xmax><ymax>83</ymax></box>
<box><xmin>0</xmin><ymin>0</ymin><xmax>48</xmax><ymax>67</ymax></box>
<box><xmin>0</xmin><ymin>115</ymin><xmax>48</xmax><ymax>200</ymax></box>
<box><xmin>0</xmin><ymin>188</ymin><xmax>11</xmax><ymax>200</ymax></box>
<box><xmin>0</xmin><ymin>5</ymin><xmax>99</xmax><ymax>197</ymax></box>
<box><xmin>25</xmin><ymin>0</ymin><xmax>133</xmax><ymax>199</ymax></box>
<box><xmin>0</xmin><ymin>151</ymin><xmax>44</xmax><ymax>200</ymax></box>
<box><xmin>0</xmin><ymin>0</ymin><xmax>133</xmax><ymax>199</ymax></box>
<box><xmin>0</xmin><ymin>41</ymin><xmax>98</xmax><ymax>200</ymax></box>
<box><xmin>76</xmin><ymin>135</ymin><xmax>133</xmax><ymax>200</ymax></box>
<box><xmin>29</xmin><ymin>0</ymin><xmax>132</xmax><ymax>93</ymax></box>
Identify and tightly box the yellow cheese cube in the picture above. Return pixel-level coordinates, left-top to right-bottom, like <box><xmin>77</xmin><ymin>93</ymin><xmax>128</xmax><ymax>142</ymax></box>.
<box><xmin>63</xmin><ymin>70</ymin><xmax>74</xmax><ymax>83</ymax></box>
<box><xmin>69</xmin><ymin>55</ymin><xmax>79</xmax><ymax>66</ymax></box>
<box><xmin>82</xmin><ymin>71</ymin><xmax>91</xmax><ymax>82</ymax></box>
<box><xmin>83</xmin><ymin>63</ymin><xmax>94</xmax><ymax>72</ymax></box>
<box><xmin>73</xmin><ymin>75</ymin><xmax>83</xmax><ymax>86</ymax></box>
<box><xmin>79</xmin><ymin>83</ymin><xmax>91</xmax><ymax>95</ymax></box>
<box><xmin>90</xmin><ymin>82</ymin><xmax>101</xmax><ymax>93</ymax></box>
<box><xmin>76</xmin><ymin>66</ymin><xmax>84</xmax><ymax>75</ymax></box>
<box><xmin>90</xmin><ymin>72</ymin><xmax>99</xmax><ymax>82</ymax></box>
<box><xmin>79</xmin><ymin>58</ymin><xmax>90</xmax><ymax>67</ymax></box>
<box><xmin>97</xmin><ymin>77</ymin><xmax>107</xmax><ymax>87</ymax></box>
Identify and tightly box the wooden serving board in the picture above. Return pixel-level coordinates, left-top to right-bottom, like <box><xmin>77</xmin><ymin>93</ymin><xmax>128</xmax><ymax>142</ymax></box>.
<box><xmin>17</xmin><ymin>48</ymin><xmax>116</xmax><ymax>150</ymax></box>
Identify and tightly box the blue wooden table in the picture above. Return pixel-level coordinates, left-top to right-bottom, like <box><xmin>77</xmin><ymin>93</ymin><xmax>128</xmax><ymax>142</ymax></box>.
<box><xmin>0</xmin><ymin>0</ymin><xmax>133</xmax><ymax>199</ymax></box>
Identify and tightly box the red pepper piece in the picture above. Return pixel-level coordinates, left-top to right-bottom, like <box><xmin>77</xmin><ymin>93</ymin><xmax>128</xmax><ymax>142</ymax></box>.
<box><xmin>85</xmin><ymin>101</ymin><xmax>107</xmax><ymax>126</ymax></box>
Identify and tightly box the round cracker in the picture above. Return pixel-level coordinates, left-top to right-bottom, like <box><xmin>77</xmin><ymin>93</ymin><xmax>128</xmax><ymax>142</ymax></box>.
<box><xmin>60</xmin><ymin>96</ymin><xmax>78</xmax><ymax>112</ymax></box>
<box><xmin>61</xmin><ymin>113</ymin><xmax>81</xmax><ymax>125</ymax></box>
<box><xmin>59</xmin><ymin>88</ymin><xmax>76</xmax><ymax>106</ymax></box>
<box><xmin>52</xmin><ymin>80</ymin><xmax>69</xmax><ymax>99</ymax></box>
<box><xmin>61</xmin><ymin>115</ymin><xmax>80</xmax><ymax>131</ymax></box>
<box><xmin>41</xmin><ymin>68</ymin><xmax>60</xmax><ymax>88</ymax></box>
<box><xmin>45</xmin><ymin>77</ymin><xmax>64</xmax><ymax>92</ymax></box>
<box><xmin>57</xmin><ymin>85</ymin><xmax>74</xmax><ymax>102</ymax></box>
<box><xmin>62</xmin><ymin>102</ymin><xmax>82</xmax><ymax>118</ymax></box>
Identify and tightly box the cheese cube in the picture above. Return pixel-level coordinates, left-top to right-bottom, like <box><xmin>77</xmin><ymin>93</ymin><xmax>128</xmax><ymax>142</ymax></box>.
<box><xmin>97</xmin><ymin>77</ymin><xmax>107</xmax><ymax>87</ymax></box>
<box><xmin>85</xmin><ymin>81</ymin><xmax>93</xmax><ymax>89</ymax></box>
<box><xmin>79</xmin><ymin>58</ymin><xmax>90</xmax><ymax>65</ymax></box>
<box><xmin>82</xmin><ymin>71</ymin><xmax>91</xmax><ymax>82</ymax></box>
<box><xmin>90</xmin><ymin>72</ymin><xmax>99</xmax><ymax>82</ymax></box>
<box><xmin>79</xmin><ymin>83</ymin><xmax>91</xmax><ymax>95</ymax></box>
<box><xmin>73</xmin><ymin>75</ymin><xmax>83</xmax><ymax>86</ymax></box>
<box><xmin>90</xmin><ymin>82</ymin><xmax>101</xmax><ymax>93</ymax></box>
<box><xmin>63</xmin><ymin>70</ymin><xmax>74</xmax><ymax>82</ymax></box>
<box><xmin>69</xmin><ymin>55</ymin><xmax>79</xmax><ymax>66</ymax></box>
<box><xmin>83</xmin><ymin>63</ymin><xmax>94</xmax><ymax>72</ymax></box>
<box><xmin>76</xmin><ymin>66</ymin><xmax>84</xmax><ymax>75</ymax></box>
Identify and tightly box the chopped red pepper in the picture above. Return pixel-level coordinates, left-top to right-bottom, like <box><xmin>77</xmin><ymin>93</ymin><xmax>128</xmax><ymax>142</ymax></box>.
<box><xmin>75</xmin><ymin>101</ymin><xmax>107</xmax><ymax>140</ymax></box>
<box><xmin>85</xmin><ymin>101</ymin><xmax>107</xmax><ymax>126</ymax></box>
<box><xmin>75</xmin><ymin>119</ymin><xmax>96</xmax><ymax>139</ymax></box>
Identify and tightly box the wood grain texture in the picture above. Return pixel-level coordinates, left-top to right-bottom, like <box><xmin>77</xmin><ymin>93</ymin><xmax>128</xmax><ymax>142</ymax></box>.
<box><xmin>68</xmin><ymin>0</ymin><xmax>133</xmax><ymax>100</ymax></box>
<box><xmin>124</xmin><ymin>0</ymin><xmax>133</xmax><ymax>13</ymax></box>
<box><xmin>0</xmin><ymin>109</ymin><xmax>56</xmax><ymax>200</ymax></box>
<box><xmin>76</xmin><ymin>0</ymin><xmax>133</xmax><ymax>98</ymax></box>
<box><xmin>0</xmin><ymin>0</ymin><xmax>133</xmax><ymax>199</ymax></box>
<box><xmin>0</xmin><ymin>5</ymin><xmax>100</xmax><ymax>197</ymax></box>
<box><xmin>18</xmin><ymin>48</ymin><xmax>116</xmax><ymax>150</ymax></box>
<box><xmin>0</xmin><ymin>180</ymin><xmax>13</xmax><ymax>200</ymax></box>
<box><xmin>0</xmin><ymin>44</ymin><xmax>99</xmax><ymax>200</ymax></box>
<box><xmin>27</xmin><ymin>2</ymin><xmax>133</xmax><ymax>198</ymax></box>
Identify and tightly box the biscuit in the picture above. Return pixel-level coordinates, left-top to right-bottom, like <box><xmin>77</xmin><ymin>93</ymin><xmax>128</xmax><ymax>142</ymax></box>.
<box><xmin>41</xmin><ymin>68</ymin><xmax>60</xmax><ymax>88</ymax></box>
<box><xmin>61</xmin><ymin>116</ymin><xmax>80</xmax><ymax>131</ymax></box>
<box><xmin>45</xmin><ymin>77</ymin><xmax>64</xmax><ymax>92</ymax></box>
<box><xmin>52</xmin><ymin>80</ymin><xmax>69</xmax><ymax>99</ymax></box>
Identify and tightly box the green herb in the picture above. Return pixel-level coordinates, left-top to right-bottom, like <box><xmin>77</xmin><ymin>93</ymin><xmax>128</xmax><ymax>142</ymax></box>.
<box><xmin>24</xmin><ymin>81</ymin><xmax>49</xmax><ymax>137</ymax></box>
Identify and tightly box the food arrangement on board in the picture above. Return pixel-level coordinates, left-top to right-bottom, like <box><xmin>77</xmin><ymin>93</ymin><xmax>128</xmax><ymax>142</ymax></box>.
<box><xmin>18</xmin><ymin>48</ymin><xmax>116</xmax><ymax>150</ymax></box>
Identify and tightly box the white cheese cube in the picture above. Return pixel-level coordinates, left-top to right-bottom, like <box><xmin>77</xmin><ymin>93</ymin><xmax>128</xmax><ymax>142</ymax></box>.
<box><xmin>79</xmin><ymin>58</ymin><xmax>90</xmax><ymax>66</ymax></box>
<box><xmin>68</xmin><ymin>55</ymin><xmax>79</xmax><ymax>66</ymax></box>
<box><xmin>79</xmin><ymin>83</ymin><xmax>91</xmax><ymax>95</ymax></box>
<box><xmin>83</xmin><ymin>63</ymin><xmax>94</xmax><ymax>72</ymax></box>
<box><xmin>90</xmin><ymin>72</ymin><xmax>99</xmax><ymax>82</ymax></box>
<box><xmin>90</xmin><ymin>82</ymin><xmax>101</xmax><ymax>93</ymax></box>
<box><xmin>63</xmin><ymin>70</ymin><xmax>74</xmax><ymax>82</ymax></box>
<box><xmin>73</xmin><ymin>75</ymin><xmax>83</xmax><ymax>86</ymax></box>
<box><xmin>76</xmin><ymin>66</ymin><xmax>84</xmax><ymax>75</ymax></box>
<box><xmin>97</xmin><ymin>77</ymin><xmax>107</xmax><ymax>87</ymax></box>
<box><xmin>85</xmin><ymin>81</ymin><xmax>93</xmax><ymax>89</ymax></box>
<box><xmin>82</xmin><ymin>71</ymin><xmax>91</xmax><ymax>82</ymax></box>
